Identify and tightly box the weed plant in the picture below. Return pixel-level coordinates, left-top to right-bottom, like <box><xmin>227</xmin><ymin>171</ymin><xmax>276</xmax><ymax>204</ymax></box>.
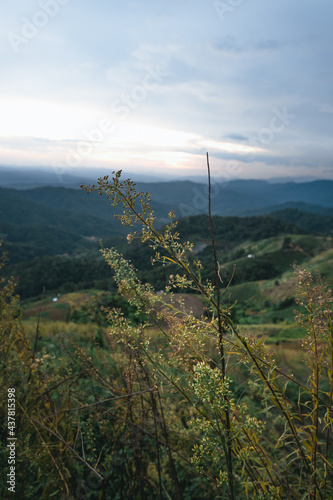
<box><xmin>81</xmin><ymin>161</ymin><xmax>333</xmax><ymax>499</ymax></box>
<box><xmin>0</xmin><ymin>159</ymin><xmax>332</xmax><ymax>498</ymax></box>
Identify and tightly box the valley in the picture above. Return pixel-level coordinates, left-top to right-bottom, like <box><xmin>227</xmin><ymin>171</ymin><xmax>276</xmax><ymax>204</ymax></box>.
<box><xmin>0</xmin><ymin>177</ymin><xmax>331</xmax><ymax>346</ymax></box>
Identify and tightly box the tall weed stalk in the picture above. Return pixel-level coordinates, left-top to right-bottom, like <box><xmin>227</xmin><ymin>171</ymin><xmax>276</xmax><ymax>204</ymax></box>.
<box><xmin>82</xmin><ymin>166</ymin><xmax>333</xmax><ymax>499</ymax></box>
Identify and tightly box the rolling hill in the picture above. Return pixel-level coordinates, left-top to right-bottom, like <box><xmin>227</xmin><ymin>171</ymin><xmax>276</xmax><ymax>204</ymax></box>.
<box><xmin>0</xmin><ymin>178</ymin><xmax>332</xmax><ymax>309</ymax></box>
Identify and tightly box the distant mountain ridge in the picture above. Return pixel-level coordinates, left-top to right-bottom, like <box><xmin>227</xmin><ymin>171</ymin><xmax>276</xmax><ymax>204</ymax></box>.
<box><xmin>1</xmin><ymin>165</ymin><xmax>331</xmax><ymax>188</ymax></box>
<box><xmin>0</xmin><ymin>179</ymin><xmax>332</xmax><ymax>267</ymax></box>
<box><xmin>1</xmin><ymin>177</ymin><xmax>332</xmax><ymax>223</ymax></box>
<box><xmin>0</xmin><ymin>165</ymin><xmax>167</xmax><ymax>189</ymax></box>
<box><xmin>1</xmin><ymin>178</ymin><xmax>332</xmax><ymax>299</ymax></box>
<box><xmin>132</xmin><ymin>178</ymin><xmax>333</xmax><ymax>214</ymax></box>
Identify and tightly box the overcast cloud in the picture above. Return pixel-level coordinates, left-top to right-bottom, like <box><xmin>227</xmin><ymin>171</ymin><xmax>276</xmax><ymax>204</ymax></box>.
<box><xmin>0</xmin><ymin>0</ymin><xmax>332</xmax><ymax>180</ymax></box>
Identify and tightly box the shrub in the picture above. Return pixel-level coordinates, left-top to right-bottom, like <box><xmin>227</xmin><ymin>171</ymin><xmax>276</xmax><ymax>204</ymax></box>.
<box><xmin>79</xmin><ymin>168</ymin><xmax>333</xmax><ymax>498</ymax></box>
<box><xmin>1</xmin><ymin>164</ymin><xmax>332</xmax><ymax>498</ymax></box>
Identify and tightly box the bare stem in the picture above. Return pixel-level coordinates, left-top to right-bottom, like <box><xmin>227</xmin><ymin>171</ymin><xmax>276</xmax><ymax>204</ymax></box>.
<box><xmin>207</xmin><ymin>152</ymin><xmax>234</xmax><ymax>499</ymax></box>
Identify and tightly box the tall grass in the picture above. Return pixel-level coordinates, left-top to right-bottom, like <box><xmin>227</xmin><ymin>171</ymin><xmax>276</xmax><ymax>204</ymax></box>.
<box><xmin>81</xmin><ymin>166</ymin><xmax>333</xmax><ymax>498</ymax></box>
<box><xmin>0</xmin><ymin>163</ymin><xmax>332</xmax><ymax>498</ymax></box>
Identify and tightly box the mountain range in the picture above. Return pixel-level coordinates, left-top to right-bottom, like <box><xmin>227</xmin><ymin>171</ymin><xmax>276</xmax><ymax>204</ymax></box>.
<box><xmin>0</xmin><ymin>174</ymin><xmax>332</xmax><ymax>300</ymax></box>
<box><xmin>1</xmin><ymin>177</ymin><xmax>332</xmax><ymax>257</ymax></box>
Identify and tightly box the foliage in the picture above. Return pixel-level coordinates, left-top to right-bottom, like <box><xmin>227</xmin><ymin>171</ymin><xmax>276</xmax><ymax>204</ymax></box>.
<box><xmin>176</xmin><ymin>213</ymin><xmax>302</xmax><ymax>242</ymax></box>
<box><xmin>272</xmin><ymin>208</ymin><xmax>333</xmax><ymax>235</ymax></box>
<box><xmin>0</xmin><ymin>169</ymin><xmax>332</xmax><ymax>499</ymax></box>
<box><xmin>68</xmin><ymin>292</ymin><xmax>148</xmax><ymax>326</ymax></box>
<box><xmin>3</xmin><ymin>188</ymin><xmax>332</xmax><ymax>301</ymax></box>
<box><xmin>80</xmin><ymin>170</ymin><xmax>333</xmax><ymax>498</ymax></box>
<box><xmin>7</xmin><ymin>255</ymin><xmax>113</xmax><ymax>299</ymax></box>
<box><xmin>0</xmin><ymin>245</ymin><xmax>109</xmax><ymax>498</ymax></box>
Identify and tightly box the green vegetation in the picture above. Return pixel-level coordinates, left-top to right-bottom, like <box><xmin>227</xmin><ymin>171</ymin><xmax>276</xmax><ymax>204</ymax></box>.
<box><xmin>1</xmin><ymin>180</ymin><xmax>332</xmax><ymax>307</ymax></box>
<box><xmin>1</xmin><ymin>170</ymin><xmax>332</xmax><ymax>499</ymax></box>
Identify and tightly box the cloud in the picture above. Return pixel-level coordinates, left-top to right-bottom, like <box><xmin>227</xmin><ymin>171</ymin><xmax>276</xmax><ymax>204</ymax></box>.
<box><xmin>254</xmin><ymin>39</ymin><xmax>283</xmax><ymax>51</ymax></box>
<box><xmin>0</xmin><ymin>0</ymin><xmax>332</xmax><ymax>180</ymax></box>
<box><xmin>225</xmin><ymin>134</ymin><xmax>248</xmax><ymax>142</ymax></box>
<box><xmin>319</xmin><ymin>103</ymin><xmax>333</xmax><ymax>114</ymax></box>
<box><xmin>212</xmin><ymin>37</ymin><xmax>243</xmax><ymax>54</ymax></box>
<box><xmin>212</xmin><ymin>37</ymin><xmax>283</xmax><ymax>55</ymax></box>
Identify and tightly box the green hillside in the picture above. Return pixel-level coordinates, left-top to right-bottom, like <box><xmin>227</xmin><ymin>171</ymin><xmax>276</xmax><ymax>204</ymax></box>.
<box><xmin>1</xmin><ymin>182</ymin><xmax>332</xmax><ymax>343</ymax></box>
<box><xmin>2</xmin><ymin>177</ymin><xmax>333</xmax><ymax>499</ymax></box>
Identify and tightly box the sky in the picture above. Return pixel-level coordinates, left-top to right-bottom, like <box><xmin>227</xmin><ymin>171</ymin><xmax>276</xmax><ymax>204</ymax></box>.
<box><xmin>0</xmin><ymin>0</ymin><xmax>333</xmax><ymax>181</ymax></box>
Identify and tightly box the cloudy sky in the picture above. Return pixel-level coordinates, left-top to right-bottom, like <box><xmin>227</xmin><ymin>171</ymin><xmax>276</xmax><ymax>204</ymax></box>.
<box><xmin>1</xmin><ymin>0</ymin><xmax>333</xmax><ymax>180</ymax></box>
